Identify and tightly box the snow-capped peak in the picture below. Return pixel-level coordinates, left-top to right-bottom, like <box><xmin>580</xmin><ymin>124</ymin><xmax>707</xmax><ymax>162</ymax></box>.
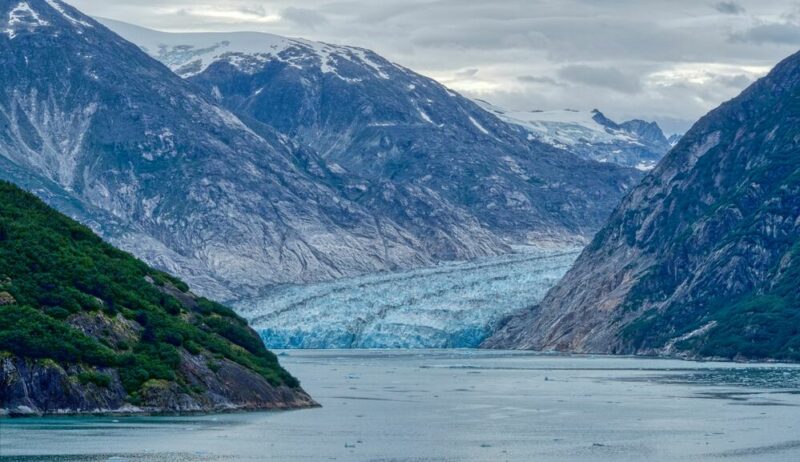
<box><xmin>97</xmin><ymin>18</ymin><xmax>396</xmax><ymax>81</ymax></box>
<box><xmin>476</xmin><ymin>100</ymin><xmax>672</xmax><ymax>170</ymax></box>
<box><xmin>4</xmin><ymin>0</ymin><xmax>95</xmax><ymax>39</ymax></box>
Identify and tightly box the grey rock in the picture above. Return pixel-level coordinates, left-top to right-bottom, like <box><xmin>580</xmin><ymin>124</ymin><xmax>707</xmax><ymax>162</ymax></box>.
<box><xmin>0</xmin><ymin>353</ymin><xmax>316</xmax><ymax>416</ymax></box>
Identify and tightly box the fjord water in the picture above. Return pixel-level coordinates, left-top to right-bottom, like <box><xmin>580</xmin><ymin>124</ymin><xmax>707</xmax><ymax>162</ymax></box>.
<box><xmin>2</xmin><ymin>351</ymin><xmax>799</xmax><ymax>462</ymax></box>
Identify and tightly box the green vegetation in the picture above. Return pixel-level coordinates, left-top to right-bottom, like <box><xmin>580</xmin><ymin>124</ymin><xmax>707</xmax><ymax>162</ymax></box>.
<box><xmin>0</xmin><ymin>181</ymin><xmax>298</xmax><ymax>397</ymax></box>
<box><xmin>77</xmin><ymin>371</ymin><xmax>112</xmax><ymax>388</ymax></box>
<box><xmin>623</xmin><ymin>242</ymin><xmax>800</xmax><ymax>361</ymax></box>
<box><xmin>0</xmin><ymin>305</ymin><xmax>117</xmax><ymax>366</ymax></box>
<box><xmin>688</xmin><ymin>242</ymin><xmax>800</xmax><ymax>361</ymax></box>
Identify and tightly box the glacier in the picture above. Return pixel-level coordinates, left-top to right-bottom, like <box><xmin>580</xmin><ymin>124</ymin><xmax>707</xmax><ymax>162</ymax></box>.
<box><xmin>233</xmin><ymin>247</ymin><xmax>579</xmax><ymax>349</ymax></box>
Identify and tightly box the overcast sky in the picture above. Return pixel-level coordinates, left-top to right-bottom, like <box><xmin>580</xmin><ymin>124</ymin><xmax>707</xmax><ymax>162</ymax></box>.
<box><xmin>72</xmin><ymin>0</ymin><xmax>800</xmax><ymax>133</ymax></box>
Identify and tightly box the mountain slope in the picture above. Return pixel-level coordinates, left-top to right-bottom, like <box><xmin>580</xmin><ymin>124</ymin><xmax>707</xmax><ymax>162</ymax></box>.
<box><xmin>0</xmin><ymin>1</ymin><xmax>494</xmax><ymax>301</ymax></box>
<box><xmin>102</xmin><ymin>18</ymin><xmax>642</xmax><ymax>247</ymax></box>
<box><xmin>484</xmin><ymin>51</ymin><xmax>800</xmax><ymax>361</ymax></box>
<box><xmin>0</xmin><ymin>181</ymin><xmax>314</xmax><ymax>416</ymax></box>
<box><xmin>476</xmin><ymin>101</ymin><xmax>673</xmax><ymax>170</ymax></box>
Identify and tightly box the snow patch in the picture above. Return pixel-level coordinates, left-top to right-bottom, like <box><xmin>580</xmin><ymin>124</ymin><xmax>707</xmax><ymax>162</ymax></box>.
<box><xmin>477</xmin><ymin>101</ymin><xmax>637</xmax><ymax>148</ymax></box>
<box><xmin>100</xmin><ymin>18</ymin><xmax>401</xmax><ymax>84</ymax></box>
<box><xmin>6</xmin><ymin>2</ymin><xmax>49</xmax><ymax>38</ymax></box>
<box><xmin>418</xmin><ymin>109</ymin><xmax>433</xmax><ymax>124</ymax></box>
<box><xmin>328</xmin><ymin>162</ymin><xmax>347</xmax><ymax>174</ymax></box>
<box><xmin>44</xmin><ymin>0</ymin><xmax>92</xmax><ymax>28</ymax></box>
<box><xmin>662</xmin><ymin>321</ymin><xmax>718</xmax><ymax>354</ymax></box>
<box><xmin>468</xmin><ymin>116</ymin><xmax>490</xmax><ymax>135</ymax></box>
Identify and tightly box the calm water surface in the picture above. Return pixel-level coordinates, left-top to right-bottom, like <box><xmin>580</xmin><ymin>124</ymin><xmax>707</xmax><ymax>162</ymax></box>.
<box><xmin>2</xmin><ymin>350</ymin><xmax>800</xmax><ymax>461</ymax></box>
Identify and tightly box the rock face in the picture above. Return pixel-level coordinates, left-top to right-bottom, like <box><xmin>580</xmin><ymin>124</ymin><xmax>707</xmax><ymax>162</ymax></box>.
<box><xmin>1</xmin><ymin>356</ymin><xmax>128</xmax><ymax>416</ymax></box>
<box><xmin>484</xmin><ymin>50</ymin><xmax>800</xmax><ymax>361</ymax></box>
<box><xmin>86</xmin><ymin>17</ymin><xmax>641</xmax><ymax>299</ymax></box>
<box><xmin>1</xmin><ymin>352</ymin><xmax>315</xmax><ymax>416</ymax></box>
<box><xmin>476</xmin><ymin>101</ymin><xmax>674</xmax><ymax>170</ymax></box>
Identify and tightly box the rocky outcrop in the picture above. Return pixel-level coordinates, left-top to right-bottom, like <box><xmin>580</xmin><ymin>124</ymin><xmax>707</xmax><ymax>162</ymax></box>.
<box><xmin>1</xmin><ymin>356</ymin><xmax>128</xmax><ymax>416</ymax></box>
<box><xmin>484</xmin><ymin>50</ymin><xmax>800</xmax><ymax>361</ymax></box>
<box><xmin>1</xmin><ymin>353</ymin><xmax>315</xmax><ymax>416</ymax></box>
<box><xmin>0</xmin><ymin>291</ymin><xmax>15</xmax><ymax>305</ymax></box>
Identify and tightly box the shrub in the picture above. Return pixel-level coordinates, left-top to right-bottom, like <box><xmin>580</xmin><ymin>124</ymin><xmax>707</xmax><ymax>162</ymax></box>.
<box><xmin>77</xmin><ymin>371</ymin><xmax>112</xmax><ymax>388</ymax></box>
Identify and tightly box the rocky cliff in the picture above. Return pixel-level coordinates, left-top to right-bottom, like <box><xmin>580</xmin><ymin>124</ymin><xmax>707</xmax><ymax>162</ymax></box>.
<box><xmin>484</xmin><ymin>50</ymin><xmax>800</xmax><ymax>361</ymax></box>
<box><xmin>0</xmin><ymin>181</ymin><xmax>315</xmax><ymax>416</ymax></box>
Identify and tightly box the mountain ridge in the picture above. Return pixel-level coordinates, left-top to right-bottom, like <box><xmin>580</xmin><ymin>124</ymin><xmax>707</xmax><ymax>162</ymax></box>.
<box><xmin>102</xmin><ymin>17</ymin><xmax>641</xmax><ymax>240</ymax></box>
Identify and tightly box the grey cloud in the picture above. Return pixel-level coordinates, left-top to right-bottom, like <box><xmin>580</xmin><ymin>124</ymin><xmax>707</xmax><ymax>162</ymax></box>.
<box><xmin>240</xmin><ymin>6</ymin><xmax>269</xmax><ymax>17</ymax></box>
<box><xmin>455</xmin><ymin>68</ymin><xmax>479</xmax><ymax>78</ymax></box>
<box><xmin>411</xmin><ymin>23</ymin><xmax>550</xmax><ymax>50</ymax></box>
<box><xmin>70</xmin><ymin>0</ymin><xmax>794</xmax><ymax>126</ymax></box>
<box><xmin>517</xmin><ymin>75</ymin><xmax>559</xmax><ymax>85</ymax></box>
<box><xmin>282</xmin><ymin>7</ymin><xmax>328</xmax><ymax>30</ymax></box>
<box><xmin>731</xmin><ymin>22</ymin><xmax>800</xmax><ymax>45</ymax></box>
<box><xmin>714</xmin><ymin>1</ymin><xmax>746</xmax><ymax>14</ymax></box>
<box><xmin>717</xmin><ymin>74</ymin><xmax>755</xmax><ymax>88</ymax></box>
<box><xmin>557</xmin><ymin>65</ymin><xmax>643</xmax><ymax>94</ymax></box>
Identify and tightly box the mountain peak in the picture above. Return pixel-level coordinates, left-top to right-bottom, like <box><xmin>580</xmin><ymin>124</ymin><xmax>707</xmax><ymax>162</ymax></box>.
<box><xmin>3</xmin><ymin>0</ymin><xmax>94</xmax><ymax>39</ymax></box>
<box><xmin>475</xmin><ymin>101</ymin><xmax>672</xmax><ymax>170</ymax></box>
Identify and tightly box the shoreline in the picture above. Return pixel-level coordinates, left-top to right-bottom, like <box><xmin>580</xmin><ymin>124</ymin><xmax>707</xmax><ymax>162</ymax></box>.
<box><xmin>0</xmin><ymin>400</ymin><xmax>321</xmax><ymax>419</ymax></box>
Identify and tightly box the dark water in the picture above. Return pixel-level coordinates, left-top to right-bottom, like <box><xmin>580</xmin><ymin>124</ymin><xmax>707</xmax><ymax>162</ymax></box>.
<box><xmin>2</xmin><ymin>350</ymin><xmax>800</xmax><ymax>461</ymax></box>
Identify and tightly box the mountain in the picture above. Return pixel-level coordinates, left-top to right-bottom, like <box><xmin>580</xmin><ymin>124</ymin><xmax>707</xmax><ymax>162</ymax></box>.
<box><xmin>0</xmin><ymin>4</ymin><xmax>642</xmax><ymax>302</ymax></box>
<box><xmin>2</xmin><ymin>0</ymin><xmax>393</xmax><ymax>301</ymax></box>
<box><xmin>484</xmin><ymin>51</ymin><xmax>800</xmax><ymax>361</ymax></box>
<box><xmin>476</xmin><ymin>101</ymin><xmax>673</xmax><ymax>170</ymax></box>
<box><xmin>99</xmin><ymin>21</ymin><xmax>642</xmax><ymax>249</ymax></box>
<box><xmin>0</xmin><ymin>181</ymin><xmax>314</xmax><ymax>416</ymax></box>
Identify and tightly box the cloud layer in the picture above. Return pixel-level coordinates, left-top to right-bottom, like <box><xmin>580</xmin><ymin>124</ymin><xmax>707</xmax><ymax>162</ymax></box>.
<box><xmin>72</xmin><ymin>0</ymin><xmax>800</xmax><ymax>133</ymax></box>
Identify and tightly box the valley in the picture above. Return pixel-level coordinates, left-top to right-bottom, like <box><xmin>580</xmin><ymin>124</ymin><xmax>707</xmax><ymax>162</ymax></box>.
<box><xmin>1</xmin><ymin>1</ymin><xmax>799</xmax><ymax>443</ymax></box>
